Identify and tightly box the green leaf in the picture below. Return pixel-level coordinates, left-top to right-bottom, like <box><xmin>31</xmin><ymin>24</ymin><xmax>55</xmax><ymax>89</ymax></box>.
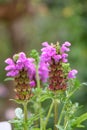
<box><xmin>82</xmin><ymin>82</ymin><xmax>87</xmax><ymax>86</ymax></box>
<box><xmin>10</xmin><ymin>99</ymin><xmax>30</xmax><ymax>105</ymax></box>
<box><xmin>77</xmin><ymin>124</ymin><xmax>85</xmax><ymax>128</ymax></box>
<box><xmin>4</xmin><ymin>77</ymin><xmax>14</xmax><ymax>81</ymax></box>
<box><xmin>29</xmin><ymin>49</ymin><xmax>39</xmax><ymax>64</ymax></box>
<box><xmin>47</xmin><ymin>128</ymin><xmax>52</xmax><ymax>130</ymax></box>
<box><xmin>56</xmin><ymin>125</ymin><xmax>64</xmax><ymax>130</ymax></box>
<box><xmin>32</xmin><ymin>128</ymin><xmax>40</xmax><ymax>130</ymax></box>
<box><xmin>74</xmin><ymin>78</ymin><xmax>81</xmax><ymax>88</ymax></box>
<box><xmin>39</xmin><ymin>95</ymin><xmax>52</xmax><ymax>102</ymax></box>
<box><xmin>72</xmin><ymin>113</ymin><xmax>87</xmax><ymax>127</ymax></box>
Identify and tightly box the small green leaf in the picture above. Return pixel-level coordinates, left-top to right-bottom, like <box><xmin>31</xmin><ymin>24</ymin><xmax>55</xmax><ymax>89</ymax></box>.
<box><xmin>82</xmin><ymin>82</ymin><xmax>87</xmax><ymax>86</ymax></box>
<box><xmin>56</xmin><ymin>125</ymin><xmax>64</xmax><ymax>130</ymax></box>
<box><xmin>10</xmin><ymin>99</ymin><xmax>30</xmax><ymax>105</ymax></box>
<box><xmin>4</xmin><ymin>77</ymin><xmax>14</xmax><ymax>81</ymax></box>
<box><xmin>77</xmin><ymin>124</ymin><xmax>85</xmax><ymax>128</ymax></box>
<box><xmin>39</xmin><ymin>95</ymin><xmax>52</xmax><ymax>102</ymax></box>
<box><xmin>32</xmin><ymin>128</ymin><xmax>40</xmax><ymax>130</ymax></box>
<box><xmin>72</xmin><ymin>113</ymin><xmax>87</xmax><ymax>127</ymax></box>
<box><xmin>74</xmin><ymin>78</ymin><xmax>81</xmax><ymax>88</ymax></box>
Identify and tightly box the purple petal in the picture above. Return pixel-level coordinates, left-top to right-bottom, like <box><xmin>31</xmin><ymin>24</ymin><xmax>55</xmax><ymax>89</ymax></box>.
<box><xmin>61</xmin><ymin>41</ymin><xmax>71</xmax><ymax>53</ymax></box>
<box><xmin>68</xmin><ymin>69</ymin><xmax>78</xmax><ymax>78</ymax></box>
<box><xmin>30</xmin><ymin>81</ymin><xmax>36</xmax><ymax>87</ymax></box>
<box><xmin>5</xmin><ymin>58</ymin><xmax>14</xmax><ymax>64</ymax></box>
<box><xmin>5</xmin><ymin>65</ymin><xmax>16</xmax><ymax>71</ymax></box>
<box><xmin>53</xmin><ymin>55</ymin><xmax>62</xmax><ymax>62</ymax></box>
<box><xmin>6</xmin><ymin>70</ymin><xmax>19</xmax><ymax>77</ymax></box>
<box><xmin>64</xmin><ymin>41</ymin><xmax>71</xmax><ymax>47</ymax></box>
<box><xmin>42</xmin><ymin>42</ymin><xmax>49</xmax><ymax>47</ymax></box>
<box><xmin>62</xmin><ymin>53</ymin><xmax>68</xmax><ymax>62</ymax></box>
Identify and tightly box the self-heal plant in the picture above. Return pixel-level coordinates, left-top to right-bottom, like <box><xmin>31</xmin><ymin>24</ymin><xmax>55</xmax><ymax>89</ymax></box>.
<box><xmin>5</xmin><ymin>52</ymin><xmax>37</xmax><ymax>130</ymax></box>
<box><xmin>5</xmin><ymin>41</ymin><xmax>87</xmax><ymax>130</ymax></box>
<box><xmin>40</xmin><ymin>42</ymin><xmax>78</xmax><ymax>130</ymax></box>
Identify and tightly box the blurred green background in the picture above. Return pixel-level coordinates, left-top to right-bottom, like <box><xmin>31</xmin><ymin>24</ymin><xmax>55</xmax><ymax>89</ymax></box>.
<box><xmin>0</xmin><ymin>0</ymin><xmax>87</xmax><ymax>129</ymax></box>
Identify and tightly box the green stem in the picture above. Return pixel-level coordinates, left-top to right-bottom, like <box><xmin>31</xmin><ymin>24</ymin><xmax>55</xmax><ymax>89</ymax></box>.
<box><xmin>58</xmin><ymin>88</ymin><xmax>77</xmax><ymax>126</ymax></box>
<box><xmin>54</xmin><ymin>99</ymin><xmax>58</xmax><ymax>130</ymax></box>
<box><xmin>44</xmin><ymin>100</ymin><xmax>54</xmax><ymax>129</ymax></box>
<box><xmin>58</xmin><ymin>102</ymin><xmax>65</xmax><ymax>126</ymax></box>
<box><xmin>64</xmin><ymin>118</ymin><xmax>68</xmax><ymax>130</ymax></box>
<box><xmin>36</xmin><ymin>64</ymin><xmax>42</xmax><ymax>129</ymax></box>
<box><xmin>23</xmin><ymin>102</ymin><xmax>28</xmax><ymax>130</ymax></box>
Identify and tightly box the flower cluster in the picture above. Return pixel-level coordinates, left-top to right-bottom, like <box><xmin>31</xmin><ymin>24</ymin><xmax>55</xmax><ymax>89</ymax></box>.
<box><xmin>4</xmin><ymin>42</ymin><xmax>87</xmax><ymax>130</ymax></box>
<box><xmin>5</xmin><ymin>52</ymin><xmax>49</xmax><ymax>100</ymax></box>
<box><xmin>40</xmin><ymin>41</ymin><xmax>78</xmax><ymax>90</ymax></box>
<box><xmin>5</xmin><ymin>41</ymin><xmax>78</xmax><ymax>98</ymax></box>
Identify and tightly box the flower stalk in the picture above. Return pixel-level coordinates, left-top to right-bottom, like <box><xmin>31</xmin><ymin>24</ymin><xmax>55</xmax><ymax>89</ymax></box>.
<box><xmin>54</xmin><ymin>98</ymin><xmax>58</xmax><ymax>130</ymax></box>
<box><xmin>36</xmin><ymin>64</ymin><xmax>42</xmax><ymax>129</ymax></box>
<box><xmin>23</xmin><ymin>102</ymin><xmax>28</xmax><ymax>130</ymax></box>
<box><xmin>44</xmin><ymin>100</ymin><xmax>54</xmax><ymax>129</ymax></box>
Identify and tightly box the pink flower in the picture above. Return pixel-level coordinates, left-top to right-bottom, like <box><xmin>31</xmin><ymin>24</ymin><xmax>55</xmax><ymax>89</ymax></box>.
<box><xmin>5</xmin><ymin>52</ymin><xmax>36</xmax><ymax>81</ymax></box>
<box><xmin>68</xmin><ymin>69</ymin><xmax>78</xmax><ymax>78</ymax></box>
<box><xmin>41</xmin><ymin>42</ymin><xmax>57</xmax><ymax>63</ymax></box>
<box><xmin>61</xmin><ymin>41</ymin><xmax>71</xmax><ymax>53</ymax></box>
<box><xmin>39</xmin><ymin>60</ymin><xmax>49</xmax><ymax>82</ymax></box>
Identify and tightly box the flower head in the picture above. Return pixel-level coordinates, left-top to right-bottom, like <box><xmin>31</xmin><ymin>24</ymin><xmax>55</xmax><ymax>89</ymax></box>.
<box><xmin>40</xmin><ymin>41</ymin><xmax>77</xmax><ymax>91</ymax></box>
<box><xmin>5</xmin><ymin>52</ymin><xmax>36</xmax><ymax>100</ymax></box>
<box><xmin>40</xmin><ymin>42</ymin><xmax>71</xmax><ymax>91</ymax></box>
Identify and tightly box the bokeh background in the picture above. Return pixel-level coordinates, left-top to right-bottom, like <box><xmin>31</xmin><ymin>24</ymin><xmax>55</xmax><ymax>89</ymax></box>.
<box><xmin>0</xmin><ymin>0</ymin><xmax>87</xmax><ymax>129</ymax></box>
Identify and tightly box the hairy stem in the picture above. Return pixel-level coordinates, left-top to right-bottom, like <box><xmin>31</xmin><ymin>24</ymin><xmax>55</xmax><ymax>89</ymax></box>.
<box><xmin>54</xmin><ymin>99</ymin><xmax>58</xmax><ymax>130</ymax></box>
<box><xmin>36</xmin><ymin>64</ymin><xmax>42</xmax><ymax>129</ymax></box>
<box><xmin>23</xmin><ymin>102</ymin><xmax>28</xmax><ymax>130</ymax></box>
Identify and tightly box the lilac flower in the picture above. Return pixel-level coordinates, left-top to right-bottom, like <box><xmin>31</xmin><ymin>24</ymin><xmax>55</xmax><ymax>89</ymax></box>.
<box><xmin>40</xmin><ymin>41</ymin><xmax>78</xmax><ymax>91</ymax></box>
<box><xmin>41</xmin><ymin>42</ymin><xmax>57</xmax><ymax>63</ymax></box>
<box><xmin>61</xmin><ymin>41</ymin><xmax>71</xmax><ymax>53</ymax></box>
<box><xmin>68</xmin><ymin>69</ymin><xmax>78</xmax><ymax>78</ymax></box>
<box><xmin>16</xmin><ymin>52</ymin><xmax>36</xmax><ymax>80</ymax></box>
<box><xmin>52</xmin><ymin>54</ymin><xmax>62</xmax><ymax>62</ymax></box>
<box><xmin>5</xmin><ymin>52</ymin><xmax>36</xmax><ymax>100</ymax></box>
<box><xmin>5</xmin><ymin>52</ymin><xmax>36</xmax><ymax>81</ymax></box>
<box><xmin>41</xmin><ymin>41</ymin><xmax>71</xmax><ymax>64</ymax></box>
<box><xmin>5</xmin><ymin>58</ymin><xmax>19</xmax><ymax>77</ymax></box>
<box><xmin>29</xmin><ymin>80</ymin><xmax>36</xmax><ymax>87</ymax></box>
<box><xmin>39</xmin><ymin>60</ymin><xmax>49</xmax><ymax>82</ymax></box>
<box><xmin>62</xmin><ymin>53</ymin><xmax>68</xmax><ymax>62</ymax></box>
